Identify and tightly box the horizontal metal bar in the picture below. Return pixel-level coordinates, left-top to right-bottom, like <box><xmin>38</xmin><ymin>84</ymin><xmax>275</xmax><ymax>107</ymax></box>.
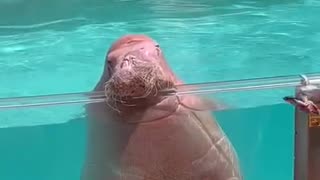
<box><xmin>1</xmin><ymin>73</ymin><xmax>320</xmax><ymax>110</ymax></box>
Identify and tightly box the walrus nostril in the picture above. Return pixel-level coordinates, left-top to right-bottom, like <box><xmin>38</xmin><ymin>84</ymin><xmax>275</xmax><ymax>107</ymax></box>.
<box><xmin>120</xmin><ymin>59</ymin><xmax>130</xmax><ymax>68</ymax></box>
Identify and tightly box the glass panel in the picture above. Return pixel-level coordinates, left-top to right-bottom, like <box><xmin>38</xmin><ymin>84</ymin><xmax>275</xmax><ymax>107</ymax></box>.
<box><xmin>0</xmin><ymin>104</ymin><xmax>87</xmax><ymax>180</ymax></box>
<box><xmin>0</xmin><ymin>79</ymin><xmax>299</xmax><ymax>180</ymax></box>
<box><xmin>216</xmin><ymin>104</ymin><xmax>294</xmax><ymax>180</ymax></box>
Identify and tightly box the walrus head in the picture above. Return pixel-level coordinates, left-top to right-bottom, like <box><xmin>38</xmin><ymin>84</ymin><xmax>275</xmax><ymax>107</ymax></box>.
<box><xmin>102</xmin><ymin>34</ymin><xmax>178</xmax><ymax>108</ymax></box>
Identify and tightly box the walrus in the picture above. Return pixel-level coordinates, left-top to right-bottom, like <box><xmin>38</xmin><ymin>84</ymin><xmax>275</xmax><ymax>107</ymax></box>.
<box><xmin>82</xmin><ymin>34</ymin><xmax>242</xmax><ymax>180</ymax></box>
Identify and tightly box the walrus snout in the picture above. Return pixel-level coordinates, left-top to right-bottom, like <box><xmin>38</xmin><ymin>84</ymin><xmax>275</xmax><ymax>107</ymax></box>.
<box><xmin>120</xmin><ymin>54</ymin><xmax>137</xmax><ymax>69</ymax></box>
<box><xmin>103</xmin><ymin>35</ymin><xmax>176</xmax><ymax>103</ymax></box>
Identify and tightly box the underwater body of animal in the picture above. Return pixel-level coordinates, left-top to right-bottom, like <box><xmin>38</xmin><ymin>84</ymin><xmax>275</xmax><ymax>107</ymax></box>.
<box><xmin>82</xmin><ymin>34</ymin><xmax>242</xmax><ymax>180</ymax></box>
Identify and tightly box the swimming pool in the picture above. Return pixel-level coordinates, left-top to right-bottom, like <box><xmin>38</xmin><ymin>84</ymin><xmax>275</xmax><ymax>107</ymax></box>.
<box><xmin>0</xmin><ymin>0</ymin><xmax>319</xmax><ymax>179</ymax></box>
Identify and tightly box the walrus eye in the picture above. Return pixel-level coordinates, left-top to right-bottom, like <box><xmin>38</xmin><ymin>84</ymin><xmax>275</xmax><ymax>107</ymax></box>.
<box><xmin>155</xmin><ymin>45</ymin><xmax>161</xmax><ymax>56</ymax></box>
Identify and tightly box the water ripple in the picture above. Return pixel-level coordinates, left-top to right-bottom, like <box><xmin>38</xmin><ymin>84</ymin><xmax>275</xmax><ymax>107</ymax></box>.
<box><xmin>0</xmin><ymin>0</ymin><xmax>319</xmax><ymax>106</ymax></box>
<box><xmin>0</xmin><ymin>17</ymin><xmax>88</xmax><ymax>30</ymax></box>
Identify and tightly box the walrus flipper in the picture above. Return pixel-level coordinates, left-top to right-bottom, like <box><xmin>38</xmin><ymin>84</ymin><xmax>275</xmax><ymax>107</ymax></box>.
<box><xmin>179</xmin><ymin>95</ymin><xmax>242</xmax><ymax>180</ymax></box>
<box><xmin>192</xmin><ymin>110</ymin><xmax>242</xmax><ymax>180</ymax></box>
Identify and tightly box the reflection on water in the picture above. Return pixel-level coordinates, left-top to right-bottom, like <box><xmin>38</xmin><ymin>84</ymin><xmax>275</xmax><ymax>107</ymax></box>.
<box><xmin>0</xmin><ymin>103</ymin><xmax>294</xmax><ymax>180</ymax></box>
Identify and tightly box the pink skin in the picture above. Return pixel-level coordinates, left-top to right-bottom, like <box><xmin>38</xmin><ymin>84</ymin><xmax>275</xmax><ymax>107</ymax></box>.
<box><xmin>96</xmin><ymin>34</ymin><xmax>179</xmax><ymax>92</ymax></box>
<box><xmin>82</xmin><ymin>34</ymin><xmax>242</xmax><ymax>180</ymax></box>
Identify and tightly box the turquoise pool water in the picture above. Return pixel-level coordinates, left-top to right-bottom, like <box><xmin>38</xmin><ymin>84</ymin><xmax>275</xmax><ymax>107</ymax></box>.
<box><xmin>0</xmin><ymin>0</ymin><xmax>320</xmax><ymax>98</ymax></box>
<box><xmin>0</xmin><ymin>0</ymin><xmax>317</xmax><ymax>179</ymax></box>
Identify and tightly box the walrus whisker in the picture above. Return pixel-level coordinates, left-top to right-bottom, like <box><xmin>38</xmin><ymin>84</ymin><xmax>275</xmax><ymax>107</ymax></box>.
<box><xmin>102</xmin><ymin>60</ymin><xmax>178</xmax><ymax>111</ymax></box>
<box><xmin>109</xmin><ymin>95</ymin><xmax>121</xmax><ymax>112</ymax></box>
<box><xmin>103</xmin><ymin>82</ymin><xmax>124</xmax><ymax>113</ymax></box>
<box><xmin>117</xmin><ymin>97</ymin><xmax>137</xmax><ymax>107</ymax></box>
<box><xmin>142</xmin><ymin>80</ymin><xmax>154</xmax><ymax>98</ymax></box>
<box><xmin>105</xmin><ymin>97</ymin><xmax>121</xmax><ymax>113</ymax></box>
<box><xmin>153</xmin><ymin>84</ymin><xmax>158</xmax><ymax>96</ymax></box>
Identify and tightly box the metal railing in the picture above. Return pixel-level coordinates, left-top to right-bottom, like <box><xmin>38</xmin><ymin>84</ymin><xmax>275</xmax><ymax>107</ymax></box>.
<box><xmin>1</xmin><ymin>73</ymin><xmax>320</xmax><ymax>110</ymax></box>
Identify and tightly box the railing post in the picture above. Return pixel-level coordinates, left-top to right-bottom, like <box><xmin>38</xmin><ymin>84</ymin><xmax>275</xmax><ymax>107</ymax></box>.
<box><xmin>294</xmin><ymin>77</ymin><xmax>320</xmax><ymax>180</ymax></box>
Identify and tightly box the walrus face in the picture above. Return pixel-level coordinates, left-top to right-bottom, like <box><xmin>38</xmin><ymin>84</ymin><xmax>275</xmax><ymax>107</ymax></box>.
<box><xmin>103</xmin><ymin>35</ymin><xmax>176</xmax><ymax>105</ymax></box>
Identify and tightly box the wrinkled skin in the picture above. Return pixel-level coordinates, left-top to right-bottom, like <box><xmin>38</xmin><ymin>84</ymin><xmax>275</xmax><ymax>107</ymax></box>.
<box><xmin>82</xmin><ymin>34</ymin><xmax>242</xmax><ymax>180</ymax></box>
